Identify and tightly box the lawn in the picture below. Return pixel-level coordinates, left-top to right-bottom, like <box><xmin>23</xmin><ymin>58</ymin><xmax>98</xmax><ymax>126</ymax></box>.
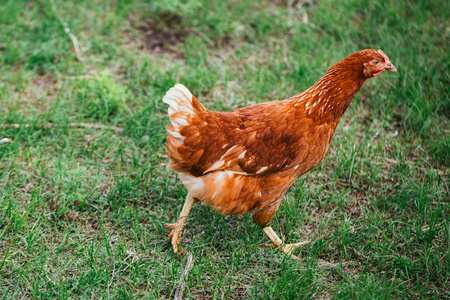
<box><xmin>0</xmin><ymin>0</ymin><xmax>449</xmax><ymax>298</ymax></box>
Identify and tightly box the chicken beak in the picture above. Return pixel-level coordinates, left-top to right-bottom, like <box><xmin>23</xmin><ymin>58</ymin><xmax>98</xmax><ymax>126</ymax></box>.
<box><xmin>384</xmin><ymin>61</ymin><xmax>397</xmax><ymax>72</ymax></box>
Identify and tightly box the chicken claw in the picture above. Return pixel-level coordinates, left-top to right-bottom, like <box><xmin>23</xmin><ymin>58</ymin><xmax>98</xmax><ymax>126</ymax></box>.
<box><xmin>263</xmin><ymin>227</ymin><xmax>310</xmax><ymax>261</ymax></box>
<box><xmin>165</xmin><ymin>221</ymin><xmax>185</xmax><ymax>254</ymax></box>
<box><xmin>165</xmin><ymin>194</ymin><xmax>196</xmax><ymax>254</ymax></box>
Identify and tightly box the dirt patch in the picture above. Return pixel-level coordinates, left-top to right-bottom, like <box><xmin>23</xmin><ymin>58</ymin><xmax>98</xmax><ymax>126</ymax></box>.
<box><xmin>130</xmin><ymin>13</ymin><xmax>189</xmax><ymax>55</ymax></box>
<box><xmin>32</xmin><ymin>75</ymin><xmax>57</xmax><ymax>88</ymax></box>
<box><xmin>23</xmin><ymin>74</ymin><xmax>59</xmax><ymax>113</ymax></box>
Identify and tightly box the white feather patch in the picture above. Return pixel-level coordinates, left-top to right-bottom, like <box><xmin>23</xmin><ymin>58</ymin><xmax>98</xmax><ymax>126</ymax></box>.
<box><xmin>162</xmin><ymin>97</ymin><xmax>180</xmax><ymax>109</ymax></box>
<box><xmin>178</xmin><ymin>172</ymin><xmax>205</xmax><ymax>196</ymax></box>
<box><xmin>178</xmin><ymin>105</ymin><xmax>195</xmax><ymax>115</ymax></box>
<box><xmin>238</xmin><ymin>150</ymin><xmax>246</xmax><ymax>159</ymax></box>
<box><xmin>225</xmin><ymin>170</ymin><xmax>249</xmax><ymax>176</ymax></box>
<box><xmin>163</xmin><ymin>83</ymin><xmax>196</xmax><ymax>118</ymax></box>
<box><xmin>255</xmin><ymin>166</ymin><xmax>268</xmax><ymax>174</ymax></box>
<box><xmin>220</xmin><ymin>145</ymin><xmax>237</xmax><ymax>160</ymax></box>
<box><xmin>204</xmin><ymin>160</ymin><xmax>225</xmax><ymax>173</ymax></box>
<box><xmin>171</xmin><ymin>117</ymin><xmax>189</xmax><ymax>128</ymax></box>
<box><xmin>167</xmin><ymin>129</ymin><xmax>184</xmax><ymax>140</ymax></box>
<box><xmin>175</xmin><ymin>83</ymin><xmax>193</xmax><ymax>103</ymax></box>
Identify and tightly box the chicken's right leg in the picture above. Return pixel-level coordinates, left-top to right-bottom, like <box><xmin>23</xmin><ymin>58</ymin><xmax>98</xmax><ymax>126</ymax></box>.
<box><xmin>165</xmin><ymin>193</ymin><xmax>196</xmax><ymax>254</ymax></box>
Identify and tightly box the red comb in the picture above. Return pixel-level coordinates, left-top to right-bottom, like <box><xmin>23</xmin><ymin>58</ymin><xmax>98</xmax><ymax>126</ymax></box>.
<box><xmin>377</xmin><ymin>49</ymin><xmax>390</xmax><ymax>62</ymax></box>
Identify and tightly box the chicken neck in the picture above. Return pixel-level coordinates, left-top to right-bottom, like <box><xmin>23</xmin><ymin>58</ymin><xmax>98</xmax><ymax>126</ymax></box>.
<box><xmin>292</xmin><ymin>63</ymin><xmax>368</xmax><ymax>125</ymax></box>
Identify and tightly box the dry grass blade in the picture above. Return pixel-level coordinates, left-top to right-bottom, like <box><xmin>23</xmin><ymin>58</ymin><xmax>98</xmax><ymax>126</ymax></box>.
<box><xmin>174</xmin><ymin>251</ymin><xmax>194</xmax><ymax>300</ymax></box>
<box><xmin>50</xmin><ymin>0</ymin><xmax>84</xmax><ymax>62</ymax></box>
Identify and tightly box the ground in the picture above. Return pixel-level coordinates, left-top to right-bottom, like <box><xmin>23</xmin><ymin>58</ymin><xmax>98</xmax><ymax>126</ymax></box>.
<box><xmin>0</xmin><ymin>0</ymin><xmax>449</xmax><ymax>298</ymax></box>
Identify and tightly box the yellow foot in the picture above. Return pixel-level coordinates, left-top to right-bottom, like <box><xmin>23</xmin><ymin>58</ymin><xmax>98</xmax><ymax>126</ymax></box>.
<box><xmin>281</xmin><ymin>241</ymin><xmax>310</xmax><ymax>261</ymax></box>
<box><xmin>265</xmin><ymin>240</ymin><xmax>310</xmax><ymax>260</ymax></box>
<box><xmin>281</xmin><ymin>241</ymin><xmax>310</xmax><ymax>254</ymax></box>
<box><xmin>165</xmin><ymin>222</ymin><xmax>185</xmax><ymax>254</ymax></box>
<box><xmin>265</xmin><ymin>241</ymin><xmax>310</xmax><ymax>261</ymax></box>
<box><xmin>263</xmin><ymin>227</ymin><xmax>310</xmax><ymax>261</ymax></box>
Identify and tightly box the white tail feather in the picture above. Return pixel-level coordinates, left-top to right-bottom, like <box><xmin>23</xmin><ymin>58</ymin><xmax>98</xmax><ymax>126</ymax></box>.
<box><xmin>164</xmin><ymin>84</ymin><xmax>197</xmax><ymax>143</ymax></box>
<box><xmin>167</xmin><ymin>129</ymin><xmax>184</xmax><ymax>140</ymax></box>
<box><xmin>171</xmin><ymin>117</ymin><xmax>189</xmax><ymax>128</ymax></box>
<box><xmin>162</xmin><ymin>83</ymin><xmax>195</xmax><ymax>117</ymax></box>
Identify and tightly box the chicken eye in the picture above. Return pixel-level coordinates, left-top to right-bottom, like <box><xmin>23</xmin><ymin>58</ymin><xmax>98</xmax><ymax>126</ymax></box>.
<box><xmin>373</xmin><ymin>59</ymin><xmax>380</xmax><ymax>65</ymax></box>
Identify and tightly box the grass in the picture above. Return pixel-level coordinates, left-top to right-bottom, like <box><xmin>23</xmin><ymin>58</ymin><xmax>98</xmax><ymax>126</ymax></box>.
<box><xmin>0</xmin><ymin>0</ymin><xmax>448</xmax><ymax>298</ymax></box>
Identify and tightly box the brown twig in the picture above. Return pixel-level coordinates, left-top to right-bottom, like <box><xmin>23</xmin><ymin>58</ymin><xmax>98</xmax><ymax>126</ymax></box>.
<box><xmin>174</xmin><ymin>251</ymin><xmax>194</xmax><ymax>300</ymax></box>
<box><xmin>1</xmin><ymin>122</ymin><xmax>123</xmax><ymax>132</ymax></box>
<box><xmin>70</xmin><ymin>122</ymin><xmax>124</xmax><ymax>132</ymax></box>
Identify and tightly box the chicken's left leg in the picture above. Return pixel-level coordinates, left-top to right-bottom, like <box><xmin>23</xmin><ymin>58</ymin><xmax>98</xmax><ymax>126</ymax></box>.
<box><xmin>263</xmin><ymin>226</ymin><xmax>310</xmax><ymax>261</ymax></box>
<box><xmin>165</xmin><ymin>193</ymin><xmax>196</xmax><ymax>254</ymax></box>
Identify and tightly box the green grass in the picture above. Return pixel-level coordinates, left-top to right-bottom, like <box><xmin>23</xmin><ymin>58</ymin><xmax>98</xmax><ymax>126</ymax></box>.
<box><xmin>0</xmin><ymin>0</ymin><xmax>449</xmax><ymax>298</ymax></box>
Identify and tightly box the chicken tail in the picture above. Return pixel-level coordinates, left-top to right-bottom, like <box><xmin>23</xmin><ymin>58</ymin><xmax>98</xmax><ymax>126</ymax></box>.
<box><xmin>163</xmin><ymin>83</ymin><xmax>205</xmax><ymax>124</ymax></box>
<box><xmin>163</xmin><ymin>84</ymin><xmax>206</xmax><ymax>170</ymax></box>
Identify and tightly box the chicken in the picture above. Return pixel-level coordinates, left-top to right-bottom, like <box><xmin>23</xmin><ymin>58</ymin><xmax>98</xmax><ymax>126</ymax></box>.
<box><xmin>163</xmin><ymin>49</ymin><xmax>396</xmax><ymax>259</ymax></box>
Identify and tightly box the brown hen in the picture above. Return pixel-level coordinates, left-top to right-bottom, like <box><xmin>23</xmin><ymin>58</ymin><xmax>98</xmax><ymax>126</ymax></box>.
<box><xmin>163</xmin><ymin>49</ymin><xmax>396</xmax><ymax>260</ymax></box>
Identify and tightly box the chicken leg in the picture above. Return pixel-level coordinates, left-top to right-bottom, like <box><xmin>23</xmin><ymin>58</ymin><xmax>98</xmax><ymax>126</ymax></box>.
<box><xmin>165</xmin><ymin>193</ymin><xmax>196</xmax><ymax>254</ymax></box>
<box><xmin>263</xmin><ymin>226</ymin><xmax>310</xmax><ymax>261</ymax></box>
